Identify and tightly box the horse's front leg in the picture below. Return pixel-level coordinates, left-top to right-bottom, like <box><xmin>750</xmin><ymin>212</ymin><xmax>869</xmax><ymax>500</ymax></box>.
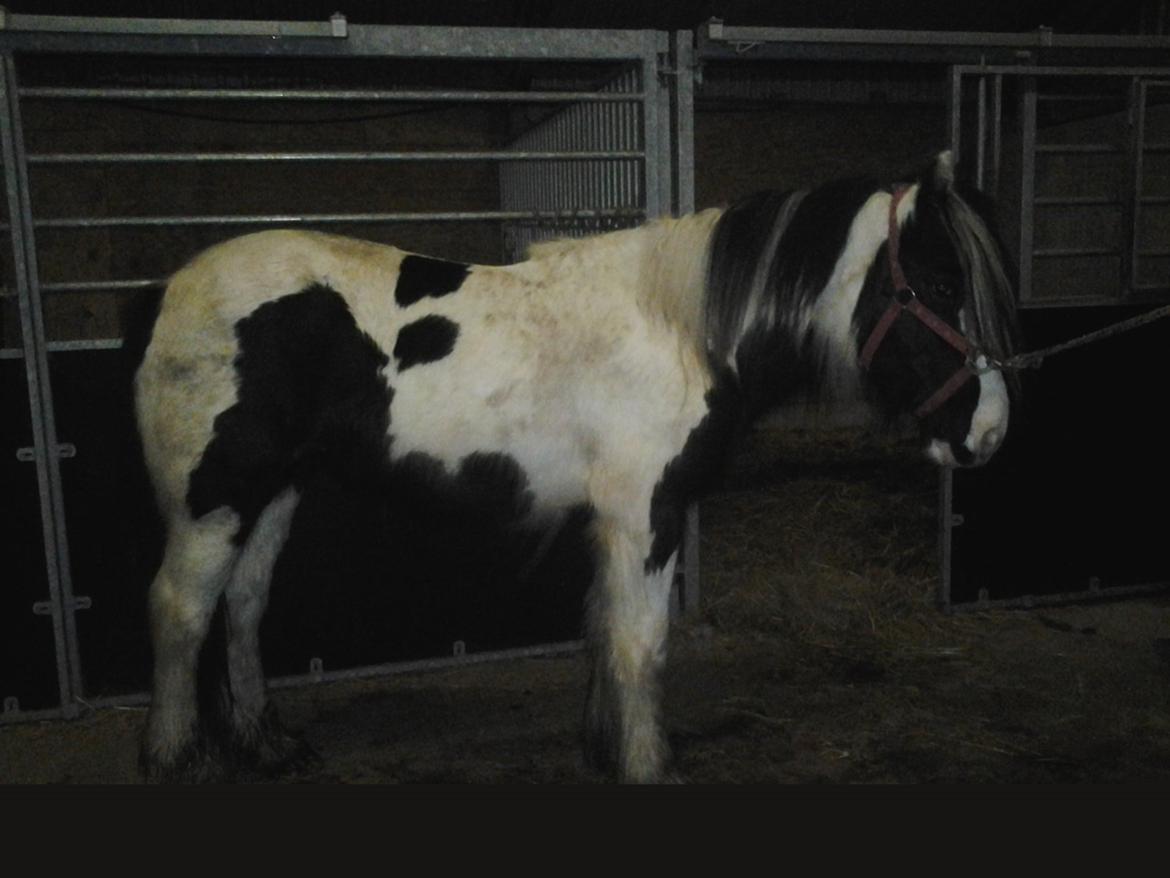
<box><xmin>584</xmin><ymin>516</ymin><xmax>678</xmax><ymax>783</ymax></box>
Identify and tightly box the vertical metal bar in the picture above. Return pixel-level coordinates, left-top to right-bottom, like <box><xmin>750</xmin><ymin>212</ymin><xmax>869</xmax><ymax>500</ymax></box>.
<box><xmin>947</xmin><ymin>65</ymin><xmax>963</xmax><ymax>166</ymax></box>
<box><xmin>1125</xmin><ymin>77</ymin><xmax>1147</xmax><ymax>296</ymax></box>
<box><xmin>672</xmin><ymin>30</ymin><xmax>695</xmax><ymax>216</ymax></box>
<box><xmin>990</xmin><ymin>73</ymin><xmax>1003</xmax><ymax>195</ymax></box>
<box><xmin>631</xmin><ymin>66</ymin><xmax>641</xmax><ymax>211</ymax></box>
<box><xmin>1019</xmin><ymin>76</ymin><xmax>1038</xmax><ymax>303</ymax></box>
<box><xmin>576</xmin><ymin>104</ymin><xmax>586</xmax><ymax>216</ymax></box>
<box><xmin>557</xmin><ymin>105</ymin><xmax>567</xmax><ymax>218</ymax></box>
<box><xmin>655</xmin><ymin>32</ymin><xmax>673</xmax><ymax>219</ymax></box>
<box><xmin>588</xmin><ymin>97</ymin><xmax>599</xmax><ymax>221</ymax></box>
<box><xmin>0</xmin><ymin>54</ymin><xmax>81</xmax><ymax>717</ymax></box>
<box><xmin>938</xmin><ymin>468</ymin><xmax>955</xmax><ymax>608</ymax></box>
<box><xmin>975</xmin><ymin>73</ymin><xmax>987</xmax><ymax>189</ymax></box>
<box><xmin>605</xmin><ymin>91</ymin><xmax>615</xmax><ymax>214</ymax></box>
<box><xmin>618</xmin><ymin>72</ymin><xmax>628</xmax><ymax>212</ymax></box>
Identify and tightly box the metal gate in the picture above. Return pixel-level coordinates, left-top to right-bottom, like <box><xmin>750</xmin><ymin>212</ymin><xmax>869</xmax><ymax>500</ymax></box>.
<box><xmin>0</xmin><ymin>13</ymin><xmax>694</xmax><ymax>723</ymax></box>
<box><xmin>690</xmin><ymin>21</ymin><xmax>1170</xmax><ymax>610</ymax></box>
<box><xmin>944</xmin><ymin>64</ymin><xmax>1170</xmax><ymax>607</ymax></box>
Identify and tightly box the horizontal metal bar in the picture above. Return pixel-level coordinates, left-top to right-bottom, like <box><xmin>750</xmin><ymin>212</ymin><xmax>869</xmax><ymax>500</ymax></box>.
<box><xmin>32</xmin><ymin>208</ymin><xmax>646</xmax><ymax>230</ymax></box>
<box><xmin>29</xmin><ymin>149</ymin><xmax>646</xmax><ymax>165</ymax></box>
<box><xmin>1034</xmin><ymin>196</ymin><xmax>1121</xmax><ymax>207</ymax></box>
<box><xmin>0</xmin><ymin>704</ymin><xmax>70</xmax><ymax>725</ymax></box>
<box><xmin>0</xmin><ymin>11</ymin><xmax>346</xmax><ymax>39</ymax></box>
<box><xmin>47</xmin><ymin>339</ymin><xmax>124</xmax><ymax>353</ymax></box>
<box><xmin>20</xmin><ymin>87</ymin><xmax>645</xmax><ymax>104</ymax></box>
<box><xmin>1033</xmin><ymin>247</ymin><xmax>1119</xmax><ymax>258</ymax></box>
<box><xmin>270</xmin><ymin>640</ymin><xmax>584</xmax><ymax>690</ymax></box>
<box><xmin>41</xmin><ymin>279</ymin><xmax>163</xmax><ymax>293</ymax></box>
<box><xmin>955</xmin><ymin>64</ymin><xmax>1170</xmax><ymax>77</ymax></box>
<box><xmin>1019</xmin><ymin>293</ymin><xmax>1170</xmax><ymax>309</ymax></box>
<box><xmin>1035</xmin><ymin>143</ymin><xmax>1120</xmax><ymax>154</ymax></box>
<box><xmin>0</xmin><ymin>23</ymin><xmax>657</xmax><ymax>62</ymax></box>
<box><xmin>23</xmin><ymin>640</ymin><xmax>586</xmax><ymax>722</ymax></box>
<box><xmin>0</xmin><ymin>339</ymin><xmax>125</xmax><ymax>356</ymax></box>
<box><xmin>706</xmin><ymin>21</ymin><xmax>1170</xmax><ymax>51</ymax></box>
<box><xmin>1036</xmin><ymin>93</ymin><xmax>1126</xmax><ymax>103</ymax></box>
<box><xmin>947</xmin><ymin>581</ymin><xmax>1170</xmax><ymax>612</ymax></box>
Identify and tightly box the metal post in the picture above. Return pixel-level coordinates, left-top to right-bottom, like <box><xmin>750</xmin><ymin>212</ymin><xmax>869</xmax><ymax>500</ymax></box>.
<box><xmin>0</xmin><ymin>54</ymin><xmax>83</xmax><ymax>718</ymax></box>
<box><xmin>671</xmin><ymin>30</ymin><xmax>701</xmax><ymax>617</ymax></box>
<box><xmin>990</xmin><ymin>73</ymin><xmax>1003</xmax><ymax>195</ymax></box>
<box><xmin>1125</xmin><ymin>77</ymin><xmax>1146</xmax><ymax>296</ymax></box>
<box><xmin>1019</xmin><ymin>76</ymin><xmax>1038</xmax><ymax>304</ymax></box>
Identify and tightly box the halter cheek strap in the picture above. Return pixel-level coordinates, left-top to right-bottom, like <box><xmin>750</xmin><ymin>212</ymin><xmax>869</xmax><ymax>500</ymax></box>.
<box><xmin>858</xmin><ymin>185</ymin><xmax>984</xmax><ymax>418</ymax></box>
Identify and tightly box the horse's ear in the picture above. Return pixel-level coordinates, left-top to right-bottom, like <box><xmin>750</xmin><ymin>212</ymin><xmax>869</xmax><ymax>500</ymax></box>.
<box><xmin>930</xmin><ymin>150</ymin><xmax>955</xmax><ymax>191</ymax></box>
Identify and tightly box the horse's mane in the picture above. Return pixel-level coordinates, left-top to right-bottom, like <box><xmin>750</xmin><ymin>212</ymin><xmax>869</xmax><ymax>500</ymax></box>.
<box><xmin>940</xmin><ymin>185</ymin><xmax>1018</xmax><ymax>366</ymax></box>
<box><xmin>522</xmin><ymin>167</ymin><xmax>1017</xmax><ymax>409</ymax></box>
<box><xmin>702</xmin><ymin>178</ymin><xmax>887</xmax><ymax>415</ymax></box>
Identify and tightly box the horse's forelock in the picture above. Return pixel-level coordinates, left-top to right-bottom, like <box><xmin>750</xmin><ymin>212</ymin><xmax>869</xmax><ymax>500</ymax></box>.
<box><xmin>940</xmin><ymin>189</ymin><xmax>1018</xmax><ymax>363</ymax></box>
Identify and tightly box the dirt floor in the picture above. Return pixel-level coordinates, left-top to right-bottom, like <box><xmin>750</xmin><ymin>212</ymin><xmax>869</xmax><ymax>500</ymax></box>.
<box><xmin>3</xmin><ymin>425</ymin><xmax>1170</xmax><ymax>786</ymax></box>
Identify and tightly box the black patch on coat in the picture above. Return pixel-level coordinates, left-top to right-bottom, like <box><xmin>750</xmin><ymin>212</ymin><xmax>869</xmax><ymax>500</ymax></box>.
<box><xmin>387</xmin><ymin>449</ymin><xmax>534</xmax><ymax>525</ymax></box>
<box><xmin>393</xmin><ymin>314</ymin><xmax>460</xmax><ymax>371</ymax></box>
<box><xmin>644</xmin><ymin>372</ymin><xmax>742</xmax><ymax>574</ymax></box>
<box><xmin>186</xmin><ymin>284</ymin><xmax>393</xmax><ymax>543</ymax></box>
<box><xmin>394</xmin><ymin>255</ymin><xmax>470</xmax><ymax>306</ymax></box>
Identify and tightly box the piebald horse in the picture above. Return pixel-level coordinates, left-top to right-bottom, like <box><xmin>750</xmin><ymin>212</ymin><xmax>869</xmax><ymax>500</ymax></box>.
<box><xmin>136</xmin><ymin>151</ymin><xmax>1015</xmax><ymax>782</ymax></box>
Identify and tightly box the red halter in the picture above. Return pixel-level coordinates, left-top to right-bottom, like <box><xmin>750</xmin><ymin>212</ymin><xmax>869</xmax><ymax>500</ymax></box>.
<box><xmin>858</xmin><ymin>186</ymin><xmax>983</xmax><ymax>418</ymax></box>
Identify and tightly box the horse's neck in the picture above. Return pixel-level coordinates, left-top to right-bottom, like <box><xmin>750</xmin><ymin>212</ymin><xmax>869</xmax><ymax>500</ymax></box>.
<box><xmin>716</xmin><ymin>190</ymin><xmax>898</xmax><ymax>421</ymax></box>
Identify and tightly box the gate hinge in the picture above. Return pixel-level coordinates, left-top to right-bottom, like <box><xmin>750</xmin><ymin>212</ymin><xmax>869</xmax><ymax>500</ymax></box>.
<box><xmin>16</xmin><ymin>443</ymin><xmax>76</xmax><ymax>462</ymax></box>
<box><xmin>32</xmin><ymin>595</ymin><xmax>91</xmax><ymax>615</ymax></box>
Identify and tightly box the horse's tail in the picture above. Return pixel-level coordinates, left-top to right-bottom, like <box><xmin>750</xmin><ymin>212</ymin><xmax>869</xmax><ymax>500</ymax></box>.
<box><xmin>120</xmin><ymin>284</ymin><xmax>165</xmax><ymax>379</ymax></box>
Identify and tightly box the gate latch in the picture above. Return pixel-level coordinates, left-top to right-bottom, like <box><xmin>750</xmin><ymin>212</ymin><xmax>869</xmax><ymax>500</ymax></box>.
<box><xmin>32</xmin><ymin>596</ymin><xmax>92</xmax><ymax>616</ymax></box>
<box><xmin>16</xmin><ymin>443</ymin><xmax>76</xmax><ymax>462</ymax></box>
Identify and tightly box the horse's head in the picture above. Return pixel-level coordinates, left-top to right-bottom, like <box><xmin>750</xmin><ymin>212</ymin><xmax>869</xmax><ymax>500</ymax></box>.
<box><xmin>854</xmin><ymin>151</ymin><xmax>1017</xmax><ymax>468</ymax></box>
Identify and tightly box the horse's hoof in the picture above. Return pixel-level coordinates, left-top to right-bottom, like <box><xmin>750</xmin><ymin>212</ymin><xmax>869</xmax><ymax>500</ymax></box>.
<box><xmin>140</xmin><ymin>743</ymin><xmax>231</xmax><ymax>784</ymax></box>
<box><xmin>230</xmin><ymin>706</ymin><xmax>321</xmax><ymax>779</ymax></box>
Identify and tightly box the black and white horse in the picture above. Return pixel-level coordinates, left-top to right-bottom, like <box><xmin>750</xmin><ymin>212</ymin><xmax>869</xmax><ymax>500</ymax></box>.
<box><xmin>135</xmin><ymin>151</ymin><xmax>1015</xmax><ymax>782</ymax></box>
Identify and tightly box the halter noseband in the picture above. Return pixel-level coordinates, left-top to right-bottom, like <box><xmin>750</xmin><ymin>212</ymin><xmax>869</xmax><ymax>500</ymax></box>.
<box><xmin>858</xmin><ymin>185</ymin><xmax>986</xmax><ymax>418</ymax></box>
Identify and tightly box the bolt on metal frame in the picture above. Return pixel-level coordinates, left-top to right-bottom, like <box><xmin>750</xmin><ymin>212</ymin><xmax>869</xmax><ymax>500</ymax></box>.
<box><xmin>0</xmin><ymin>12</ymin><xmax>696</xmax><ymax>723</ymax></box>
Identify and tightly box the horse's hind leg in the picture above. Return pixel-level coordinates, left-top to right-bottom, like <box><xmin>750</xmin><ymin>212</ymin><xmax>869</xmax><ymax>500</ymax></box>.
<box><xmin>142</xmin><ymin>508</ymin><xmax>240</xmax><ymax>782</ymax></box>
<box><xmin>584</xmin><ymin>517</ymin><xmax>678</xmax><ymax>783</ymax></box>
<box><xmin>221</xmin><ymin>486</ymin><xmax>315</xmax><ymax>774</ymax></box>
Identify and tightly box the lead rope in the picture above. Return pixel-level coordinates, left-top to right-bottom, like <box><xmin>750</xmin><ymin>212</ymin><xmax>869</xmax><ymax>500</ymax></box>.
<box><xmin>990</xmin><ymin>303</ymin><xmax>1170</xmax><ymax>372</ymax></box>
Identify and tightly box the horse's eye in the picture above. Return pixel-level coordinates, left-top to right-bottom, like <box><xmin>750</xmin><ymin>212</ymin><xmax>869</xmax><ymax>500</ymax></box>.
<box><xmin>932</xmin><ymin>282</ymin><xmax>954</xmax><ymax>299</ymax></box>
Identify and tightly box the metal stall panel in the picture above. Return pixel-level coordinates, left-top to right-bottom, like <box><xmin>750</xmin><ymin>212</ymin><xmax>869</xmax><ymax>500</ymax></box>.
<box><xmin>1</xmin><ymin>54</ymin><xmax>83</xmax><ymax>721</ymax></box>
<box><xmin>0</xmin><ymin>14</ymin><xmax>676</xmax><ymax>720</ymax></box>
<box><xmin>944</xmin><ymin>65</ymin><xmax>1170</xmax><ymax>608</ymax></box>
<box><xmin>500</xmin><ymin>66</ymin><xmax>647</xmax><ymax>260</ymax></box>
